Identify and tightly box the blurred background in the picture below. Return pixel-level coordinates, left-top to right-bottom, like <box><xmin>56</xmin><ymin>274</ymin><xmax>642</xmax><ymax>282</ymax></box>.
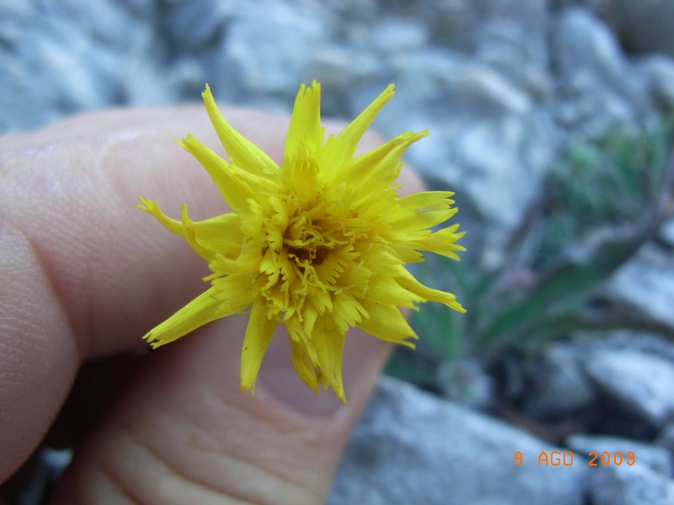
<box><xmin>2</xmin><ymin>0</ymin><xmax>674</xmax><ymax>503</ymax></box>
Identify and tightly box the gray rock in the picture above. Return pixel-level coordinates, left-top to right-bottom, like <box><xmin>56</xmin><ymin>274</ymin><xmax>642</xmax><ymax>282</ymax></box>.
<box><xmin>639</xmin><ymin>55</ymin><xmax>674</xmax><ymax>112</ymax></box>
<box><xmin>328</xmin><ymin>377</ymin><xmax>589</xmax><ymax>505</ymax></box>
<box><xmin>654</xmin><ymin>424</ymin><xmax>674</xmax><ymax>453</ymax></box>
<box><xmin>606</xmin><ymin>243</ymin><xmax>674</xmax><ymax>332</ymax></box>
<box><xmin>661</xmin><ymin>218</ymin><xmax>674</xmax><ymax>248</ymax></box>
<box><xmin>303</xmin><ymin>45</ymin><xmax>381</xmax><ymax>93</ymax></box>
<box><xmin>0</xmin><ymin>0</ymin><xmax>164</xmax><ymax>131</ymax></box>
<box><xmin>551</xmin><ymin>7</ymin><xmax>652</xmax><ymax>138</ymax></box>
<box><xmin>164</xmin><ymin>0</ymin><xmax>235</xmax><ymax>51</ymax></box>
<box><xmin>219</xmin><ymin>1</ymin><xmax>330</xmax><ymax>96</ymax></box>
<box><xmin>527</xmin><ymin>343</ymin><xmax>596</xmax><ymax>417</ymax></box>
<box><xmin>584</xmin><ymin>349</ymin><xmax>674</xmax><ymax>427</ymax></box>
<box><xmin>590</xmin><ymin>462</ymin><xmax>674</xmax><ymax>505</ymax></box>
<box><xmin>594</xmin><ymin>0</ymin><xmax>674</xmax><ymax>58</ymax></box>
<box><xmin>566</xmin><ymin>434</ymin><xmax>673</xmax><ymax>476</ymax></box>
<box><xmin>577</xmin><ymin>331</ymin><xmax>674</xmax><ymax>364</ymax></box>
<box><xmin>473</xmin><ymin>8</ymin><xmax>550</xmax><ymax>99</ymax></box>
<box><xmin>370</xmin><ymin>17</ymin><xmax>428</xmax><ymax>55</ymax></box>
<box><xmin>437</xmin><ymin>359</ymin><xmax>494</xmax><ymax>409</ymax></box>
<box><xmin>660</xmin><ymin>218</ymin><xmax>674</xmax><ymax>247</ymax></box>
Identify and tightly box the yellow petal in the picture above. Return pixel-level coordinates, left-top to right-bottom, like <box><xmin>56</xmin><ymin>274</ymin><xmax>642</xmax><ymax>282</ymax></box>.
<box><xmin>424</xmin><ymin>224</ymin><xmax>467</xmax><ymax>260</ymax></box>
<box><xmin>396</xmin><ymin>267</ymin><xmax>466</xmax><ymax>313</ymax></box>
<box><xmin>177</xmin><ymin>134</ymin><xmax>258</xmax><ymax>214</ymax></box>
<box><xmin>357</xmin><ymin>302</ymin><xmax>418</xmax><ymax>348</ymax></box>
<box><xmin>336</xmin><ymin>84</ymin><xmax>395</xmax><ymax>148</ymax></box>
<box><xmin>287</xmin><ymin>330</ymin><xmax>320</xmax><ymax>393</ymax></box>
<box><xmin>202</xmin><ymin>84</ymin><xmax>279</xmax><ymax>175</ymax></box>
<box><xmin>240</xmin><ymin>298</ymin><xmax>278</xmax><ymax>394</ymax></box>
<box><xmin>336</xmin><ymin>130</ymin><xmax>428</xmax><ymax>191</ymax></box>
<box><xmin>180</xmin><ymin>204</ymin><xmax>215</xmax><ymax>261</ymax></box>
<box><xmin>314</xmin><ymin>134</ymin><xmax>357</xmax><ymax>182</ymax></box>
<box><xmin>386</xmin><ymin>191</ymin><xmax>458</xmax><ymax>231</ymax></box>
<box><xmin>143</xmin><ymin>282</ymin><xmax>252</xmax><ymax>348</ymax></box>
<box><xmin>192</xmin><ymin>213</ymin><xmax>244</xmax><ymax>259</ymax></box>
<box><xmin>138</xmin><ymin>198</ymin><xmax>244</xmax><ymax>261</ymax></box>
<box><xmin>137</xmin><ymin>197</ymin><xmax>183</xmax><ymax>235</ymax></box>
<box><xmin>366</xmin><ymin>274</ymin><xmax>424</xmax><ymax>308</ymax></box>
<box><xmin>313</xmin><ymin>315</ymin><xmax>346</xmax><ymax>402</ymax></box>
<box><xmin>284</xmin><ymin>81</ymin><xmax>324</xmax><ymax>158</ymax></box>
<box><xmin>332</xmin><ymin>294</ymin><xmax>368</xmax><ymax>334</ymax></box>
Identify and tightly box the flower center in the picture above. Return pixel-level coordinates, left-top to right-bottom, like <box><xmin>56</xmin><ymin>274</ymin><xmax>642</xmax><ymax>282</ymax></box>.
<box><xmin>254</xmin><ymin>191</ymin><xmax>363</xmax><ymax>320</ymax></box>
<box><xmin>287</xmin><ymin>244</ymin><xmax>330</xmax><ymax>266</ymax></box>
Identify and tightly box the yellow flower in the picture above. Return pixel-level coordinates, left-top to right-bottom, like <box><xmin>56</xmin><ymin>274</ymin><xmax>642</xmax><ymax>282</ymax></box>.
<box><xmin>138</xmin><ymin>81</ymin><xmax>465</xmax><ymax>402</ymax></box>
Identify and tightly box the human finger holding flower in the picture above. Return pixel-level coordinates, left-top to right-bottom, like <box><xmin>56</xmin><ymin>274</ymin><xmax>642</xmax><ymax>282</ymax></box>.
<box><xmin>0</xmin><ymin>82</ymin><xmax>463</xmax><ymax>504</ymax></box>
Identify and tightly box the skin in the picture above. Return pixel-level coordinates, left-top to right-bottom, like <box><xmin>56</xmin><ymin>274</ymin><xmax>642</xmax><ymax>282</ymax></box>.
<box><xmin>0</xmin><ymin>104</ymin><xmax>424</xmax><ymax>504</ymax></box>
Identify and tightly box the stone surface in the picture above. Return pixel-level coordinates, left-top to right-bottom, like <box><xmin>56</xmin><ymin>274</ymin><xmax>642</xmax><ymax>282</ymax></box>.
<box><xmin>550</xmin><ymin>7</ymin><xmax>651</xmax><ymax>138</ymax></box>
<box><xmin>654</xmin><ymin>423</ymin><xmax>674</xmax><ymax>453</ymax></box>
<box><xmin>597</xmin><ymin>0</ymin><xmax>674</xmax><ymax>58</ymax></box>
<box><xmin>584</xmin><ymin>349</ymin><xmax>674</xmax><ymax>428</ymax></box>
<box><xmin>437</xmin><ymin>359</ymin><xmax>494</xmax><ymax>409</ymax></box>
<box><xmin>606</xmin><ymin>243</ymin><xmax>674</xmax><ymax>332</ymax></box>
<box><xmin>590</xmin><ymin>462</ymin><xmax>674</xmax><ymax>505</ymax></box>
<box><xmin>566</xmin><ymin>434</ymin><xmax>673</xmax><ymax>476</ymax></box>
<box><xmin>525</xmin><ymin>343</ymin><xmax>596</xmax><ymax>417</ymax></box>
<box><xmin>661</xmin><ymin>217</ymin><xmax>674</xmax><ymax>247</ymax></box>
<box><xmin>639</xmin><ymin>55</ymin><xmax>674</xmax><ymax>112</ymax></box>
<box><xmin>328</xmin><ymin>377</ymin><xmax>589</xmax><ymax>505</ymax></box>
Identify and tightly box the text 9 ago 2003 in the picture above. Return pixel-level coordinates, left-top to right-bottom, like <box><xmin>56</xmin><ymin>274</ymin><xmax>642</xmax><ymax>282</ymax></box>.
<box><xmin>513</xmin><ymin>451</ymin><xmax>636</xmax><ymax>467</ymax></box>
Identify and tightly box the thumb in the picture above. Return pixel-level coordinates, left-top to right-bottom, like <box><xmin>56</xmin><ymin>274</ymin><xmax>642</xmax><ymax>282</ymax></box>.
<box><xmin>48</xmin><ymin>315</ymin><xmax>390</xmax><ymax>505</ymax></box>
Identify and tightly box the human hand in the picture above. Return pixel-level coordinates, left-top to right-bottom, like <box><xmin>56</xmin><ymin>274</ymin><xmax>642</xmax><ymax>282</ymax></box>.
<box><xmin>0</xmin><ymin>104</ymin><xmax>423</xmax><ymax>504</ymax></box>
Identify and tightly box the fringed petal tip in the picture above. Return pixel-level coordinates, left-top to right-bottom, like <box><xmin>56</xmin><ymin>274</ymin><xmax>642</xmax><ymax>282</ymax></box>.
<box><xmin>202</xmin><ymin>83</ymin><xmax>213</xmax><ymax>100</ymax></box>
<box><xmin>143</xmin><ymin>333</ymin><xmax>163</xmax><ymax>349</ymax></box>
<box><xmin>136</xmin><ymin>195</ymin><xmax>153</xmax><ymax>213</ymax></box>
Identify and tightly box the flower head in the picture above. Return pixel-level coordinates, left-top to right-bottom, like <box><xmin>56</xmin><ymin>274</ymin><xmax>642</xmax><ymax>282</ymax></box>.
<box><xmin>138</xmin><ymin>81</ymin><xmax>465</xmax><ymax>402</ymax></box>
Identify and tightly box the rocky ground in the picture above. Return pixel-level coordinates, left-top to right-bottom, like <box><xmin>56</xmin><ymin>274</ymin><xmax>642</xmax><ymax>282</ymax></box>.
<box><xmin>3</xmin><ymin>0</ymin><xmax>674</xmax><ymax>504</ymax></box>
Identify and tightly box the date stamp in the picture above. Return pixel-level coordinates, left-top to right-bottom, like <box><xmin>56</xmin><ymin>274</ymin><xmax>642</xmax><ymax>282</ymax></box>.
<box><xmin>513</xmin><ymin>451</ymin><xmax>636</xmax><ymax>467</ymax></box>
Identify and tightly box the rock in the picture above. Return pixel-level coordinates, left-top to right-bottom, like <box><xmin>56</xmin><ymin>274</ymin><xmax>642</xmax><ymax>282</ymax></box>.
<box><xmin>566</xmin><ymin>434</ymin><xmax>673</xmax><ymax>476</ymax></box>
<box><xmin>473</xmin><ymin>7</ymin><xmax>550</xmax><ymax>99</ymax></box>
<box><xmin>654</xmin><ymin>424</ymin><xmax>674</xmax><ymax>453</ymax></box>
<box><xmin>370</xmin><ymin>17</ymin><xmax>428</xmax><ymax>55</ymax></box>
<box><xmin>328</xmin><ymin>377</ymin><xmax>589</xmax><ymax>505</ymax></box>
<box><xmin>218</xmin><ymin>1</ymin><xmax>330</xmax><ymax>97</ymax></box>
<box><xmin>590</xmin><ymin>462</ymin><xmax>674</xmax><ymax>505</ymax></box>
<box><xmin>639</xmin><ymin>55</ymin><xmax>674</xmax><ymax>112</ymax></box>
<box><xmin>584</xmin><ymin>349</ymin><xmax>674</xmax><ymax>428</ymax></box>
<box><xmin>661</xmin><ymin>218</ymin><xmax>674</xmax><ymax>248</ymax></box>
<box><xmin>164</xmin><ymin>0</ymin><xmax>235</xmax><ymax>51</ymax></box>
<box><xmin>525</xmin><ymin>343</ymin><xmax>596</xmax><ymax>418</ymax></box>
<box><xmin>560</xmin><ymin>0</ymin><xmax>674</xmax><ymax>57</ymax></box>
<box><xmin>579</xmin><ymin>331</ymin><xmax>674</xmax><ymax>364</ymax></box>
<box><xmin>437</xmin><ymin>359</ymin><xmax>494</xmax><ymax>409</ymax></box>
<box><xmin>550</xmin><ymin>7</ymin><xmax>652</xmax><ymax>138</ymax></box>
<box><xmin>596</xmin><ymin>0</ymin><xmax>674</xmax><ymax>58</ymax></box>
<box><xmin>0</xmin><ymin>0</ymin><xmax>164</xmax><ymax>131</ymax></box>
<box><xmin>605</xmin><ymin>243</ymin><xmax>674</xmax><ymax>332</ymax></box>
